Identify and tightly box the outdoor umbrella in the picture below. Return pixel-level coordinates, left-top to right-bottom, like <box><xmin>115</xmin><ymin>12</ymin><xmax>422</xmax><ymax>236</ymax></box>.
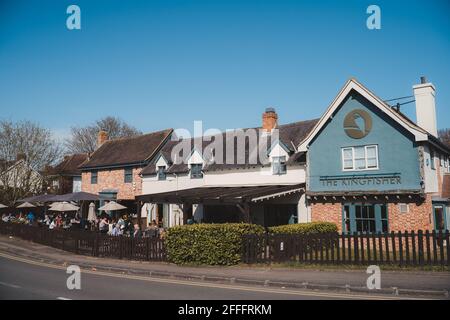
<box><xmin>98</xmin><ymin>201</ymin><xmax>127</xmax><ymax>219</ymax></box>
<box><xmin>52</xmin><ymin>192</ymin><xmax>107</xmax><ymax>202</ymax></box>
<box><xmin>0</xmin><ymin>203</ymin><xmax>8</xmax><ymax>209</ymax></box>
<box><xmin>87</xmin><ymin>202</ymin><xmax>97</xmax><ymax>222</ymax></box>
<box><xmin>16</xmin><ymin>202</ymin><xmax>36</xmax><ymax>208</ymax></box>
<box><xmin>98</xmin><ymin>201</ymin><xmax>127</xmax><ymax>211</ymax></box>
<box><xmin>49</xmin><ymin>202</ymin><xmax>80</xmax><ymax>212</ymax></box>
<box><xmin>18</xmin><ymin>194</ymin><xmax>57</xmax><ymax>203</ymax></box>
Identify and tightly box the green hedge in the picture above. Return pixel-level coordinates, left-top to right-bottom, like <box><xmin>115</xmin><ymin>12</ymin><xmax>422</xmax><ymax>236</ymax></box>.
<box><xmin>269</xmin><ymin>222</ymin><xmax>338</xmax><ymax>235</ymax></box>
<box><xmin>165</xmin><ymin>223</ymin><xmax>264</xmax><ymax>265</ymax></box>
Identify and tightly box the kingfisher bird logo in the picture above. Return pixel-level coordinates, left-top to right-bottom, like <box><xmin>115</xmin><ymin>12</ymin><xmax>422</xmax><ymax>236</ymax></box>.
<box><xmin>343</xmin><ymin>109</ymin><xmax>372</xmax><ymax>139</ymax></box>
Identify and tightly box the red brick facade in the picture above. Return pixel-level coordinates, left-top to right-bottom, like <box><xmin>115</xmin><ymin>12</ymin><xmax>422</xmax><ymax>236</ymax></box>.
<box><xmin>81</xmin><ymin>167</ymin><xmax>143</xmax><ymax>200</ymax></box>
<box><xmin>310</xmin><ymin>195</ymin><xmax>435</xmax><ymax>232</ymax></box>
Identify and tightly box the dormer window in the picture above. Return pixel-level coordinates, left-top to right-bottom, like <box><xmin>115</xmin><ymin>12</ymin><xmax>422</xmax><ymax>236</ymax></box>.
<box><xmin>190</xmin><ymin>164</ymin><xmax>203</xmax><ymax>179</ymax></box>
<box><xmin>157</xmin><ymin>166</ymin><xmax>166</xmax><ymax>181</ymax></box>
<box><xmin>272</xmin><ymin>156</ymin><xmax>287</xmax><ymax>175</ymax></box>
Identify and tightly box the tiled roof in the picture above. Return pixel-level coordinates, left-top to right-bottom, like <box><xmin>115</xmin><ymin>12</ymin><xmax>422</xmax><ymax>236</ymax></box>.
<box><xmin>79</xmin><ymin>129</ymin><xmax>173</xmax><ymax>169</ymax></box>
<box><xmin>141</xmin><ymin>119</ymin><xmax>318</xmax><ymax>175</ymax></box>
<box><xmin>50</xmin><ymin>153</ymin><xmax>88</xmax><ymax>176</ymax></box>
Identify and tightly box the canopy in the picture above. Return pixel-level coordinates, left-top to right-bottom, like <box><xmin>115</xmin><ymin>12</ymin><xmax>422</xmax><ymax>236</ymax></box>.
<box><xmin>98</xmin><ymin>201</ymin><xmax>127</xmax><ymax>211</ymax></box>
<box><xmin>17</xmin><ymin>194</ymin><xmax>57</xmax><ymax>203</ymax></box>
<box><xmin>49</xmin><ymin>202</ymin><xmax>80</xmax><ymax>212</ymax></box>
<box><xmin>17</xmin><ymin>202</ymin><xmax>36</xmax><ymax>208</ymax></box>
<box><xmin>0</xmin><ymin>203</ymin><xmax>8</xmax><ymax>209</ymax></box>
<box><xmin>135</xmin><ymin>184</ymin><xmax>305</xmax><ymax>205</ymax></box>
<box><xmin>18</xmin><ymin>192</ymin><xmax>107</xmax><ymax>203</ymax></box>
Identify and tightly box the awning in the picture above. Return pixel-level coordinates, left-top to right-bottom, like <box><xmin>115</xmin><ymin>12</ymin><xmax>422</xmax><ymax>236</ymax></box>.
<box><xmin>136</xmin><ymin>184</ymin><xmax>305</xmax><ymax>205</ymax></box>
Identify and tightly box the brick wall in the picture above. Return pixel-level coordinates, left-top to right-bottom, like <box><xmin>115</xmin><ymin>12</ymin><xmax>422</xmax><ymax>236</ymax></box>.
<box><xmin>387</xmin><ymin>195</ymin><xmax>433</xmax><ymax>232</ymax></box>
<box><xmin>310</xmin><ymin>195</ymin><xmax>434</xmax><ymax>232</ymax></box>
<box><xmin>81</xmin><ymin>167</ymin><xmax>143</xmax><ymax>200</ymax></box>
<box><xmin>310</xmin><ymin>202</ymin><xmax>342</xmax><ymax>232</ymax></box>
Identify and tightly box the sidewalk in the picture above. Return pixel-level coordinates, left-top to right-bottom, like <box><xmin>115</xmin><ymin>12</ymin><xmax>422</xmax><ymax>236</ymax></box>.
<box><xmin>1</xmin><ymin>235</ymin><xmax>449</xmax><ymax>297</ymax></box>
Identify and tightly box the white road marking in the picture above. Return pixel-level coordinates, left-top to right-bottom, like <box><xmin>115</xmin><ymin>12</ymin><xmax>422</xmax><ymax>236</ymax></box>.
<box><xmin>0</xmin><ymin>251</ymin><xmax>434</xmax><ymax>300</ymax></box>
<box><xmin>56</xmin><ymin>297</ymin><xmax>72</xmax><ymax>300</ymax></box>
<box><xmin>0</xmin><ymin>281</ymin><xmax>21</xmax><ymax>289</ymax></box>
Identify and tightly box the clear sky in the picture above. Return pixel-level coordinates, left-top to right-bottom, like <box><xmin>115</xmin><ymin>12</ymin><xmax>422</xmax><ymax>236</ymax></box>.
<box><xmin>1</xmin><ymin>0</ymin><xmax>449</xmax><ymax>141</ymax></box>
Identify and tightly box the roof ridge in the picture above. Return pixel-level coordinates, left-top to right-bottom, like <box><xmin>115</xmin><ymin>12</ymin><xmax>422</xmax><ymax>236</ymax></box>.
<box><xmin>101</xmin><ymin>128</ymin><xmax>173</xmax><ymax>144</ymax></box>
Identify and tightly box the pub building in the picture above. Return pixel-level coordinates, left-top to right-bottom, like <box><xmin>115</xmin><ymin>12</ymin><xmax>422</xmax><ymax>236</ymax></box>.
<box><xmin>298</xmin><ymin>77</ymin><xmax>450</xmax><ymax>233</ymax></box>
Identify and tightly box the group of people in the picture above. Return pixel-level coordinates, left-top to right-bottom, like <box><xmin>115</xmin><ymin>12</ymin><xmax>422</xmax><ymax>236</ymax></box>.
<box><xmin>2</xmin><ymin>212</ymin><xmax>36</xmax><ymax>225</ymax></box>
<box><xmin>2</xmin><ymin>210</ymin><xmax>166</xmax><ymax>239</ymax></box>
<box><xmin>91</xmin><ymin>215</ymin><xmax>164</xmax><ymax>238</ymax></box>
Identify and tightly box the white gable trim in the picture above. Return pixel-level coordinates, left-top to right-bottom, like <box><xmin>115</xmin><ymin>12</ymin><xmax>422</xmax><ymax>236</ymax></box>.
<box><xmin>155</xmin><ymin>154</ymin><xmax>169</xmax><ymax>168</ymax></box>
<box><xmin>297</xmin><ymin>78</ymin><xmax>428</xmax><ymax>152</ymax></box>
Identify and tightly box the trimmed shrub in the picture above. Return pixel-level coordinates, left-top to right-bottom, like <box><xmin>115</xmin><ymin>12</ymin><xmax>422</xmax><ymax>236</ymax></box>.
<box><xmin>269</xmin><ymin>222</ymin><xmax>338</xmax><ymax>235</ymax></box>
<box><xmin>165</xmin><ymin>223</ymin><xmax>264</xmax><ymax>265</ymax></box>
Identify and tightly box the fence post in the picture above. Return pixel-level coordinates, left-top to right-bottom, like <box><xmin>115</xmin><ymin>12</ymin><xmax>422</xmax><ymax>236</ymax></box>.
<box><xmin>418</xmin><ymin>230</ymin><xmax>424</xmax><ymax>266</ymax></box>
<box><xmin>398</xmin><ymin>231</ymin><xmax>404</xmax><ymax>267</ymax></box>
<box><xmin>439</xmin><ymin>230</ymin><xmax>445</xmax><ymax>266</ymax></box>
<box><xmin>432</xmin><ymin>230</ymin><xmax>438</xmax><ymax>265</ymax></box>
<box><xmin>146</xmin><ymin>237</ymin><xmax>150</xmax><ymax>261</ymax></box>
<box><xmin>446</xmin><ymin>230</ymin><xmax>450</xmax><ymax>267</ymax></box>
<box><xmin>411</xmin><ymin>230</ymin><xmax>417</xmax><ymax>266</ymax></box>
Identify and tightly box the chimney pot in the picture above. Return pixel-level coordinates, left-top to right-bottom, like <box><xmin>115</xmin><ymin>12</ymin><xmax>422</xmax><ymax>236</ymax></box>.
<box><xmin>262</xmin><ymin>107</ymin><xmax>278</xmax><ymax>132</ymax></box>
<box><xmin>97</xmin><ymin>130</ymin><xmax>108</xmax><ymax>148</ymax></box>
<box><xmin>420</xmin><ymin>76</ymin><xmax>427</xmax><ymax>84</ymax></box>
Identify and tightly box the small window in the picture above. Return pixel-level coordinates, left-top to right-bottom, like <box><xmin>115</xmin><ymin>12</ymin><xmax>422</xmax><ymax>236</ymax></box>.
<box><xmin>272</xmin><ymin>156</ymin><xmax>287</xmax><ymax>175</ymax></box>
<box><xmin>190</xmin><ymin>164</ymin><xmax>203</xmax><ymax>179</ymax></box>
<box><xmin>157</xmin><ymin>166</ymin><xmax>166</xmax><ymax>181</ymax></box>
<box><xmin>399</xmin><ymin>203</ymin><xmax>409</xmax><ymax>213</ymax></box>
<box><xmin>341</xmin><ymin>145</ymin><xmax>379</xmax><ymax>171</ymax></box>
<box><xmin>124</xmin><ymin>168</ymin><xmax>133</xmax><ymax>183</ymax></box>
<box><xmin>430</xmin><ymin>149</ymin><xmax>435</xmax><ymax>170</ymax></box>
<box><xmin>91</xmin><ymin>171</ymin><xmax>98</xmax><ymax>184</ymax></box>
<box><xmin>342</xmin><ymin>148</ymin><xmax>353</xmax><ymax>170</ymax></box>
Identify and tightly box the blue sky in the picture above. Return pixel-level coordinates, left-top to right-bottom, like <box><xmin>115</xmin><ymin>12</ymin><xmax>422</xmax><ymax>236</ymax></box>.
<box><xmin>0</xmin><ymin>0</ymin><xmax>449</xmax><ymax>140</ymax></box>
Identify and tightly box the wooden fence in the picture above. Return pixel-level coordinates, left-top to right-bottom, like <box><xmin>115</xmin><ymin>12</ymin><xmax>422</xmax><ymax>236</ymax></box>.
<box><xmin>242</xmin><ymin>230</ymin><xmax>450</xmax><ymax>266</ymax></box>
<box><xmin>0</xmin><ymin>222</ymin><xmax>166</xmax><ymax>261</ymax></box>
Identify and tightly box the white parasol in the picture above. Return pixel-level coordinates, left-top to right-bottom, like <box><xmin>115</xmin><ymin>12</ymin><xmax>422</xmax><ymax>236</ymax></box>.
<box><xmin>87</xmin><ymin>202</ymin><xmax>97</xmax><ymax>221</ymax></box>
<box><xmin>17</xmin><ymin>202</ymin><xmax>36</xmax><ymax>208</ymax></box>
<box><xmin>49</xmin><ymin>202</ymin><xmax>80</xmax><ymax>212</ymax></box>
<box><xmin>98</xmin><ymin>201</ymin><xmax>127</xmax><ymax>211</ymax></box>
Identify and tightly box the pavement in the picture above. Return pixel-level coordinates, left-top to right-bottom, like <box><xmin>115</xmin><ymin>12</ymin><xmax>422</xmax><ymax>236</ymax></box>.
<box><xmin>0</xmin><ymin>235</ymin><xmax>449</xmax><ymax>299</ymax></box>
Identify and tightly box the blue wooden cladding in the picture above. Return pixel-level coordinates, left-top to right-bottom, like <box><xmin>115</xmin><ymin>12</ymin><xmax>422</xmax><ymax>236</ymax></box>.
<box><xmin>308</xmin><ymin>91</ymin><xmax>422</xmax><ymax>193</ymax></box>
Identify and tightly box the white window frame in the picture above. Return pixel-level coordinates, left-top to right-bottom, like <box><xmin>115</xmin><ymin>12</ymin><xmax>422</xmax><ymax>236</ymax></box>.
<box><xmin>341</xmin><ymin>145</ymin><xmax>379</xmax><ymax>172</ymax></box>
<box><xmin>272</xmin><ymin>156</ymin><xmax>287</xmax><ymax>175</ymax></box>
<box><xmin>398</xmin><ymin>203</ymin><xmax>409</xmax><ymax>213</ymax></box>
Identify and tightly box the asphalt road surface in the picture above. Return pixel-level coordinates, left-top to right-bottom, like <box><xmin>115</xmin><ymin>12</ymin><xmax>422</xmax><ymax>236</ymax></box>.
<box><xmin>0</xmin><ymin>255</ymin><xmax>421</xmax><ymax>300</ymax></box>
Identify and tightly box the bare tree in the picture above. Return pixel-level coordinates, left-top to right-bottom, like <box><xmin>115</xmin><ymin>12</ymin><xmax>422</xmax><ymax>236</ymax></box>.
<box><xmin>438</xmin><ymin>128</ymin><xmax>450</xmax><ymax>149</ymax></box>
<box><xmin>65</xmin><ymin>116</ymin><xmax>142</xmax><ymax>153</ymax></box>
<box><xmin>0</xmin><ymin>120</ymin><xmax>62</xmax><ymax>205</ymax></box>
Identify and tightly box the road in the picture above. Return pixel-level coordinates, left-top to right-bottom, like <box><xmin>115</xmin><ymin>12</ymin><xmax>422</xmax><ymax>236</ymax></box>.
<box><xmin>0</xmin><ymin>254</ymin><xmax>417</xmax><ymax>300</ymax></box>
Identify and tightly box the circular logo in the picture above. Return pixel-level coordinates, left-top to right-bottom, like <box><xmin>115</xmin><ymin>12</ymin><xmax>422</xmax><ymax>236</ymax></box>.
<box><xmin>343</xmin><ymin>109</ymin><xmax>372</xmax><ymax>139</ymax></box>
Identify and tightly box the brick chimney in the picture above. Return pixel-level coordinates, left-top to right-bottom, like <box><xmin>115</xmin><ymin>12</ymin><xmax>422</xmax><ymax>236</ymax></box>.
<box><xmin>413</xmin><ymin>76</ymin><xmax>437</xmax><ymax>137</ymax></box>
<box><xmin>97</xmin><ymin>130</ymin><xmax>108</xmax><ymax>148</ymax></box>
<box><xmin>262</xmin><ymin>107</ymin><xmax>278</xmax><ymax>132</ymax></box>
<box><xmin>16</xmin><ymin>153</ymin><xmax>27</xmax><ymax>162</ymax></box>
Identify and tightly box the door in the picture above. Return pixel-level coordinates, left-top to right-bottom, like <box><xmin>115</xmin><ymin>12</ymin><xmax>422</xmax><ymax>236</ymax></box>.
<box><xmin>433</xmin><ymin>205</ymin><xmax>447</xmax><ymax>231</ymax></box>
